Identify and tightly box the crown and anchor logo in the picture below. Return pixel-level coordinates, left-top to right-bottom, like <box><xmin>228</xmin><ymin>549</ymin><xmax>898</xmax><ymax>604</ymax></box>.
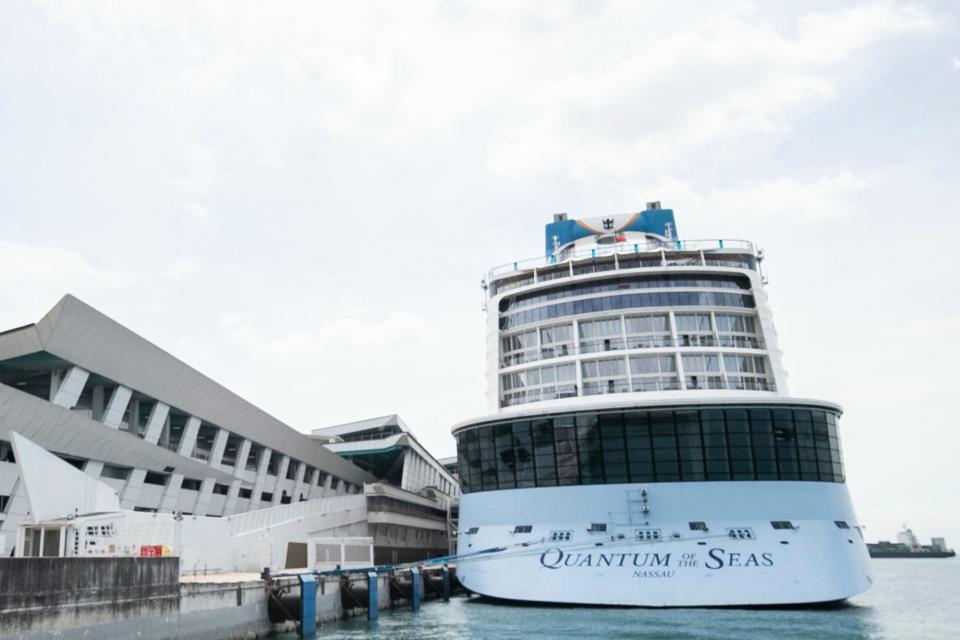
<box><xmin>602</xmin><ymin>218</ymin><xmax>615</xmax><ymax>230</ymax></box>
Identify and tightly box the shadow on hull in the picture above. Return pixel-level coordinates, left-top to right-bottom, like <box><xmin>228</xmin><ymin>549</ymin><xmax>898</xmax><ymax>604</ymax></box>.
<box><xmin>466</xmin><ymin>592</ymin><xmax>851</xmax><ymax>611</ymax></box>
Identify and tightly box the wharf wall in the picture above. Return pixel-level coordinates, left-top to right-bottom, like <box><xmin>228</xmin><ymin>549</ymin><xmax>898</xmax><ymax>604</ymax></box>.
<box><xmin>0</xmin><ymin>557</ymin><xmax>184</xmax><ymax>638</ymax></box>
<box><xmin>0</xmin><ymin>557</ymin><xmax>437</xmax><ymax>639</ymax></box>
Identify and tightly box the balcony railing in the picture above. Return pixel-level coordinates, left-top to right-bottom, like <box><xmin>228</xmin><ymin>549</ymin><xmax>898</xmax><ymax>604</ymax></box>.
<box><xmin>500</xmin><ymin>376</ymin><xmax>776</xmax><ymax>407</ymax></box>
<box><xmin>500</xmin><ymin>335</ymin><xmax>764</xmax><ymax>369</ymax></box>
<box><xmin>488</xmin><ymin>238</ymin><xmax>756</xmax><ymax>284</ymax></box>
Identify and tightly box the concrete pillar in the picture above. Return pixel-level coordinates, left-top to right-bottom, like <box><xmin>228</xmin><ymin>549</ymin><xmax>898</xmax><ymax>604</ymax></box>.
<box><xmin>176</xmin><ymin>416</ymin><xmax>202</xmax><ymax>458</ymax></box>
<box><xmin>292</xmin><ymin>462</ymin><xmax>307</xmax><ymax>502</ymax></box>
<box><xmin>323</xmin><ymin>472</ymin><xmax>333</xmax><ymax>497</ymax></box>
<box><xmin>209</xmin><ymin>428</ymin><xmax>230</xmax><ymax>466</ymax></box>
<box><xmin>142</xmin><ymin>402</ymin><xmax>170</xmax><ymax>445</ymax></box>
<box><xmin>120</xmin><ymin>468</ymin><xmax>147</xmax><ymax>509</ymax></box>
<box><xmin>193</xmin><ymin>478</ymin><xmax>215</xmax><ymax>516</ymax></box>
<box><xmin>400</xmin><ymin>450</ymin><xmax>413</xmax><ymax>492</ymax></box>
<box><xmin>50</xmin><ymin>366</ymin><xmax>90</xmax><ymax>408</ymax></box>
<box><xmin>101</xmin><ymin>386</ymin><xmax>132</xmax><ymax>429</ymax></box>
<box><xmin>248</xmin><ymin>448</ymin><xmax>272</xmax><ymax>510</ymax></box>
<box><xmin>271</xmin><ymin>456</ymin><xmax>290</xmax><ymax>505</ymax></box>
<box><xmin>303</xmin><ymin>468</ymin><xmax>317</xmax><ymax>499</ymax></box>
<box><xmin>223</xmin><ymin>479</ymin><xmax>244</xmax><ymax>515</ymax></box>
<box><xmin>309</xmin><ymin>469</ymin><xmax>321</xmax><ymax>498</ymax></box>
<box><xmin>235</xmin><ymin>439</ymin><xmax>252</xmax><ymax>473</ymax></box>
<box><xmin>159</xmin><ymin>473</ymin><xmax>184</xmax><ymax>512</ymax></box>
<box><xmin>415</xmin><ymin>456</ymin><xmax>423</xmax><ymax>491</ymax></box>
<box><xmin>0</xmin><ymin>479</ymin><xmax>30</xmax><ymax>555</ymax></box>
<box><xmin>417</xmin><ymin>455</ymin><xmax>427</xmax><ymax>491</ymax></box>
<box><xmin>83</xmin><ymin>460</ymin><xmax>104</xmax><ymax>478</ymax></box>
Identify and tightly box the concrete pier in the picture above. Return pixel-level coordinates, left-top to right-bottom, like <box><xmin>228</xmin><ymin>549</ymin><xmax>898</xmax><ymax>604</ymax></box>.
<box><xmin>0</xmin><ymin>558</ymin><xmax>457</xmax><ymax>639</ymax></box>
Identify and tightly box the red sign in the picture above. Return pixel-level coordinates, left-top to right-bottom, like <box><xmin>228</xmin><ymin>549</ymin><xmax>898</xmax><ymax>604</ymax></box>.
<box><xmin>140</xmin><ymin>545</ymin><xmax>162</xmax><ymax>558</ymax></box>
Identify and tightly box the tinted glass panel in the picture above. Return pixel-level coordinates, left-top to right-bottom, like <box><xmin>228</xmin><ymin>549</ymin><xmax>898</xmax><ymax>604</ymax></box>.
<box><xmin>456</xmin><ymin>405</ymin><xmax>844</xmax><ymax>493</ymax></box>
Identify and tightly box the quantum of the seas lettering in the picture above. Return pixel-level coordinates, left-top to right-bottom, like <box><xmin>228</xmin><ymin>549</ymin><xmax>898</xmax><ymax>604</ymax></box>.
<box><xmin>704</xmin><ymin>548</ymin><xmax>774</xmax><ymax>569</ymax></box>
<box><xmin>539</xmin><ymin>549</ymin><xmax>672</xmax><ymax>570</ymax></box>
<box><xmin>538</xmin><ymin>547</ymin><xmax>776</xmax><ymax>572</ymax></box>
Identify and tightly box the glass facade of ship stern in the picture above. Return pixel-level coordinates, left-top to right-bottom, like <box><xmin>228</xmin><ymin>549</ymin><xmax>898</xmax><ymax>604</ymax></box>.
<box><xmin>455</xmin><ymin>404</ymin><xmax>845</xmax><ymax>494</ymax></box>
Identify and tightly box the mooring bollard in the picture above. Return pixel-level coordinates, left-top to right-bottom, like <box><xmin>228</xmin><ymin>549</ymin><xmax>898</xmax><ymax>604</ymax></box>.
<box><xmin>297</xmin><ymin>574</ymin><xmax>317</xmax><ymax>637</ymax></box>
<box><xmin>367</xmin><ymin>571</ymin><xmax>378</xmax><ymax>621</ymax></box>
<box><xmin>442</xmin><ymin>565</ymin><xmax>450</xmax><ymax>602</ymax></box>
<box><xmin>411</xmin><ymin>567</ymin><xmax>421</xmax><ymax>610</ymax></box>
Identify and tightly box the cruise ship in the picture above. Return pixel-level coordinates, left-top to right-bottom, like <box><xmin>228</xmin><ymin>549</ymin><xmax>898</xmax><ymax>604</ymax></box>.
<box><xmin>451</xmin><ymin>203</ymin><xmax>873</xmax><ymax>607</ymax></box>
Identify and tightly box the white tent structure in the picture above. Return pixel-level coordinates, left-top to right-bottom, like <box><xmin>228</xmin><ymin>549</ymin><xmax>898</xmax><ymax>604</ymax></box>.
<box><xmin>11</xmin><ymin>431</ymin><xmax>119</xmax><ymax>522</ymax></box>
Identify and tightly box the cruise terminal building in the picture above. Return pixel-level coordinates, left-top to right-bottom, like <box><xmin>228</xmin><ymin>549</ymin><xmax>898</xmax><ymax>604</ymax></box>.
<box><xmin>0</xmin><ymin>295</ymin><xmax>455</xmax><ymax>559</ymax></box>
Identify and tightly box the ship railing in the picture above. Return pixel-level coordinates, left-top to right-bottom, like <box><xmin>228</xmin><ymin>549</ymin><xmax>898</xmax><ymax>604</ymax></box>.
<box><xmin>488</xmin><ymin>238</ymin><xmax>755</xmax><ymax>280</ymax></box>
<box><xmin>499</xmin><ymin>376</ymin><xmax>776</xmax><ymax>406</ymax></box>
<box><xmin>499</xmin><ymin>336</ymin><xmax>766</xmax><ymax>368</ymax></box>
<box><xmin>501</xmin><ymin>338</ymin><xmax>675</xmax><ymax>367</ymax></box>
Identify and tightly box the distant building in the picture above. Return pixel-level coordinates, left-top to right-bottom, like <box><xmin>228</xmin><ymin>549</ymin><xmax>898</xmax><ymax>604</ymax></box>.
<box><xmin>312</xmin><ymin>415</ymin><xmax>459</xmax><ymax>502</ymax></box>
<box><xmin>437</xmin><ymin>456</ymin><xmax>458</xmax><ymax>482</ymax></box>
<box><xmin>312</xmin><ymin>415</ymin><xmax>460</xmax><ymax>561</ymax></box>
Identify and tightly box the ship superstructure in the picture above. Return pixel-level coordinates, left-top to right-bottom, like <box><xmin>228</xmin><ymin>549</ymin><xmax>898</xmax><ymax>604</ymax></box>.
<box><xmin>451</xmin><ymin>203</ymin><xmax>872</xmax><ymax>606</ymax></box>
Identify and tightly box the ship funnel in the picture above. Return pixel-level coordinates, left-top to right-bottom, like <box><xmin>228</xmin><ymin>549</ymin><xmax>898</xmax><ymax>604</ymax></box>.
<box><xmin>646</xmin><ymin>201</ymin><xmax>661</xmax><ymax>210</ymax></box>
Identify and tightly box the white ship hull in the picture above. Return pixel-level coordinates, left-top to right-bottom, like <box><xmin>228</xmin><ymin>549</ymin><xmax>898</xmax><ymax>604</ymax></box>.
<box><xmin>456</xmin><ymin>481</ymin><xmax>873</xmax><ymax>607</ymax></box>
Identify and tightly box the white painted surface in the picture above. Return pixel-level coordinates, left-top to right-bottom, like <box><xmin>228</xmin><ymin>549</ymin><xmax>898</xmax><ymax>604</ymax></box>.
<box><xmin>142</xmin><ymin>402</ymin><xmax>170</xmax><ymax>445</ymax></box>
<box><xmin>11</xmin><ymin>432</ymin><xmax>119</xmax><ymax>522</ymax></box>
<box><xmin>177</xmin><ymin>417</ymin><xmax>202</xmax><ymax>458</ymax></box>
<box><xmin>101</xmin><ymin>386</ymin><xmax>133</xmax><ymax>429</ymax></box>
<box><xmin>50</xmin><ymin>366</ymin><xmax>90</xmax><ymax>409</ymax></box>
<box><xmin>456</xmin><ymin>480</ymin><xmax>872</xmax><ymax>606</ymax></box>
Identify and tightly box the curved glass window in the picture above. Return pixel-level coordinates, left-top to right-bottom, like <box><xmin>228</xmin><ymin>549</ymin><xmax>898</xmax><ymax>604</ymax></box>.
<box><xmin>500</xmin><ymin>291</ymin><xmax>755</xmax><ymax>330</ymax></box>
<box><xmin>500</xmin><ymin>274</ymin><xmax>751</xmax><ymax>313</ymax></box>
<box><xmin>455</xmin><ymin>405</ymin><xmax>843</xmax><ymax>493</ymax></box>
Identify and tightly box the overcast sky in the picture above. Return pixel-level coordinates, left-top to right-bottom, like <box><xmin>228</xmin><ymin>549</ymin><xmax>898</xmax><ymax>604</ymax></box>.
<box><xmin>1</xmin><ymin>1</ymin><xmax>958</xmax><ymax>544</ymax></box>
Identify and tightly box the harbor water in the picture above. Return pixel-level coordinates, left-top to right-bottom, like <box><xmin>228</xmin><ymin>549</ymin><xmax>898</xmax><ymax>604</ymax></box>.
<box><xmin>297</xmin><ymin>558</ymin><xmax>959</xmax><ymax>640</ymax></box>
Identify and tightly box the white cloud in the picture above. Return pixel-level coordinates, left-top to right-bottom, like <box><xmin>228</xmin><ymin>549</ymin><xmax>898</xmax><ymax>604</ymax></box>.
<box><xmin>0</xmin><ymin>241</ymin><xmax>131</xmax><ymax>327</ymax></box>
<box><xmin>158</xmin><ymin>255</ymin><xmax>202</xmax><ymax>280</ymax></box>
<box><xmin>181</xmin><ymin>202</ymin><xmax>215</xmax><ymax>231</ymax></box>
<box><xmin>171</xmin><ymin>145</ymin><xmax>224</xmax><ymax>197</ymax></box>
<box><xmin>1</xmin><ymin>0</ymin><xmax>957</xmax><ymax>542</ymax></box>
<box><xmin>629</xmin><ymin>172</ymin><xmax>872</xmax><ymax>223</ymax></box>
<box><xmin>486</xmin><ymin>3</ymin><xmax>937</xmax><ymax>180</ymax></box>
<box><xmin>218</xmin><ymin>309</ymin><xmax>441</xmax><ymax>359</ymax></box>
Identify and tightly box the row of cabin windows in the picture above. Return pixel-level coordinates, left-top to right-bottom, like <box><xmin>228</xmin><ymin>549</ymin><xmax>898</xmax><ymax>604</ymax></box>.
<box><xmin>456</xmin><ymin>406</ymin><xmax>843</xmax><ymax>493</ymax></box>
<box><xmin>500</xmin><ymin>292</ymin><xmax>756</xmax><ymax>330</ymax></box>
<box><xmin>499</xmin><ymin>274</ymin><xmax>752</xmax><ymax>312</ymax></box>
<box><xmin>475</xmin><ymin>520</ymin><xmax>829</xmax><ymax>537</ymax></box>
<box><xmin>501</xmin><ymin>354</ymin><xmax>772</xmax><ymax>405</ymax></box>
<box><xmin>501</xmin><ymin>312</ymin><xmax>762</xmax><ymax>367</ymax></box>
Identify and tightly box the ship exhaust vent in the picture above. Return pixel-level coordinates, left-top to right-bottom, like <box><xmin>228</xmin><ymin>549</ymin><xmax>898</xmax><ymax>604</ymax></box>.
<box><xmin>646</xmin><ymin>201</ymin><xmax>661</xmax><ymax>210</ymax></box>
<box><xmin>553</xmin><ymin>213</ymin><xmax>568</xmax><ymax>222</ymax></box>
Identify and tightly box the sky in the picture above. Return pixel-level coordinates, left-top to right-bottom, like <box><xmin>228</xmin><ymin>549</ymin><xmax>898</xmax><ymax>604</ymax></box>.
<box><xmin>1</xmin><ymin>0</ymin><xmax>958</xmax><ymax>544</ymax></box>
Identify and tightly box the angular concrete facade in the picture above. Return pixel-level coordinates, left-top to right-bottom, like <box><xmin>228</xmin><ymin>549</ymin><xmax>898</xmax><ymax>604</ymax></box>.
<box><xmin>312</xmin><ymin>415</ymin><xmax>459</xmax><ymax>502</ymax></box>
<box><xmin>0</xmin><ymin>295</ymin><xmax>373</xmax><ymax>555</ymax></box>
